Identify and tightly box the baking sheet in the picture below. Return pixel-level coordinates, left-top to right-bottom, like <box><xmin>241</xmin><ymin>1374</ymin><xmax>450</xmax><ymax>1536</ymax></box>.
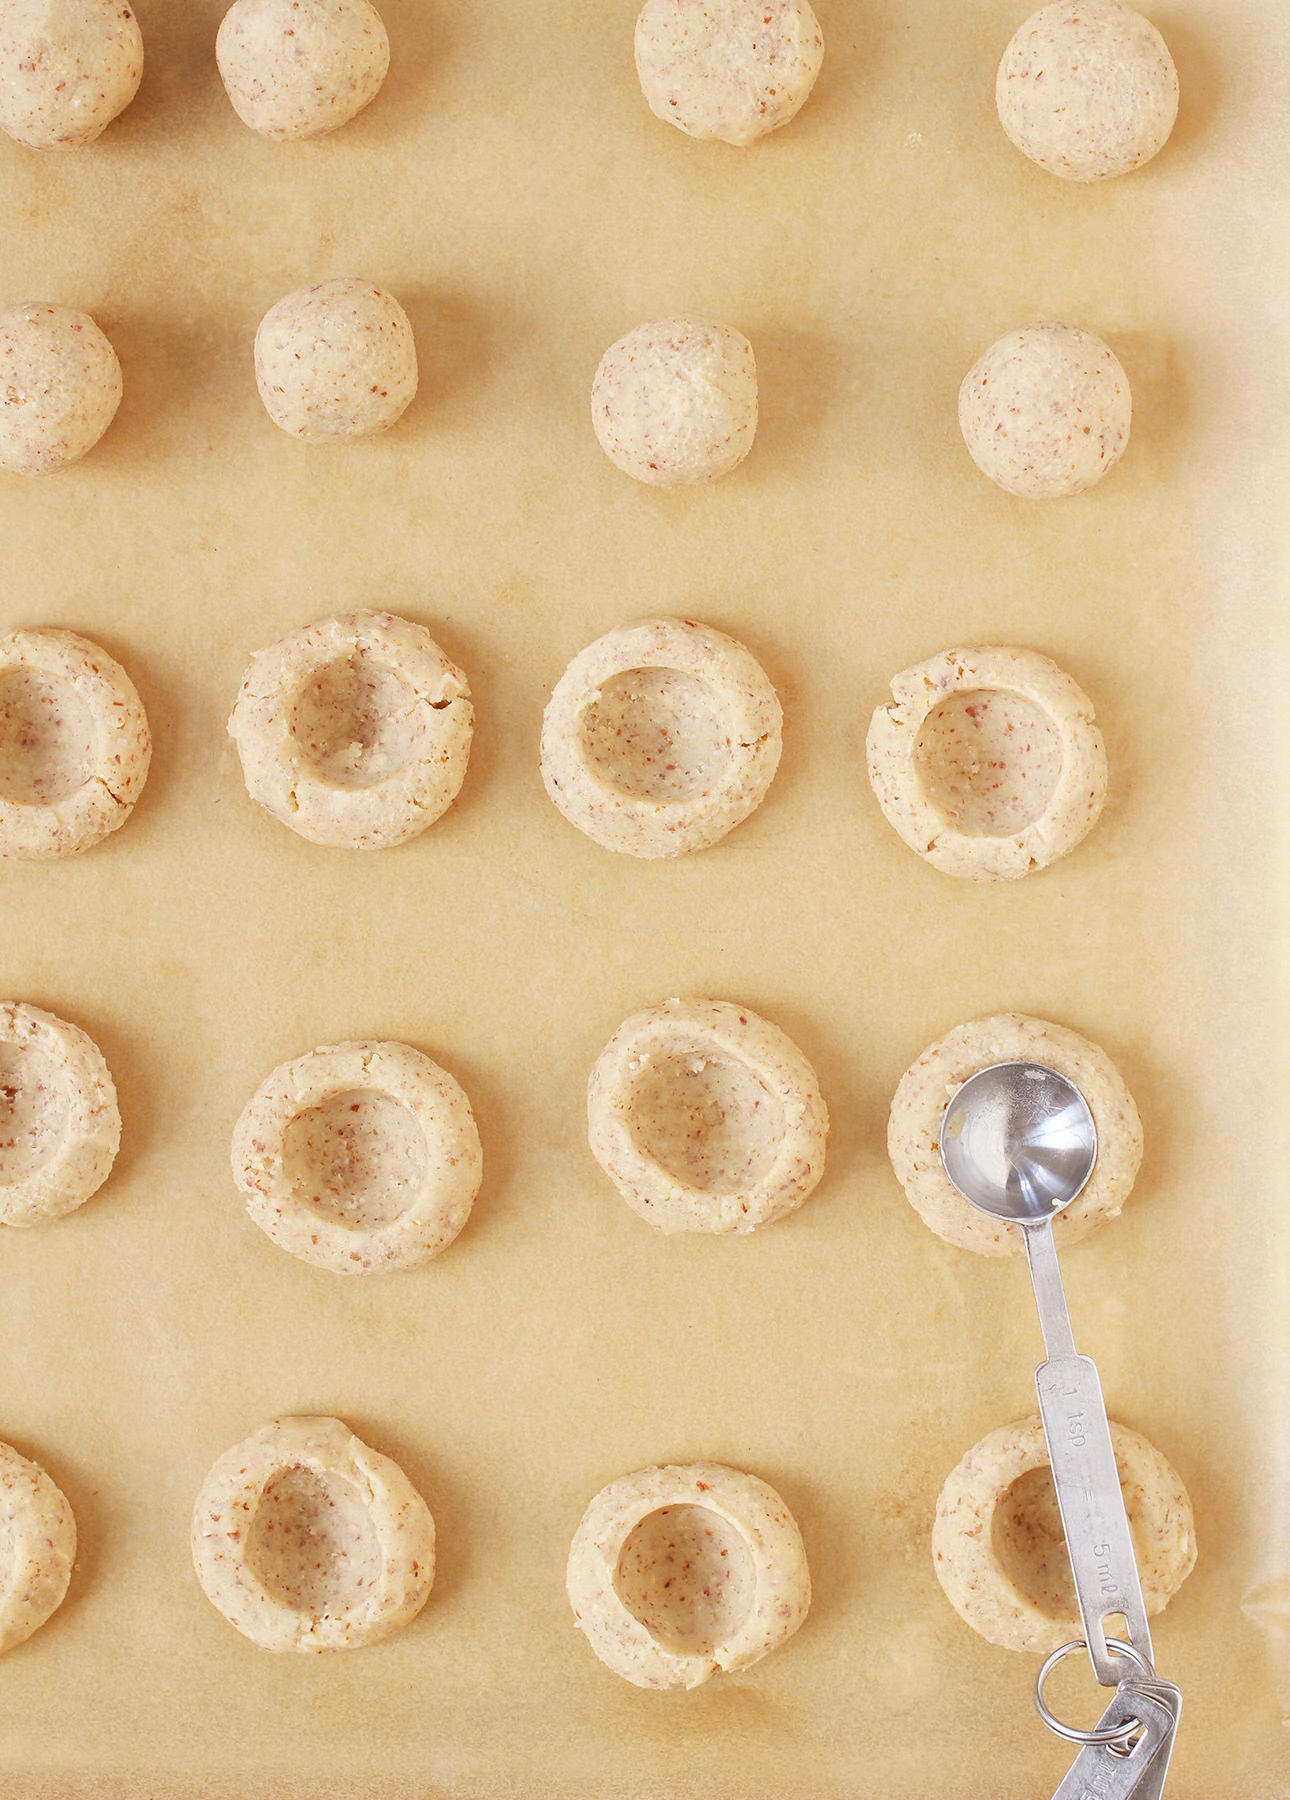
<box><xmin>1</xmin><ymin>0</ymin><xmax>1287</xmax><ymax>1793</ymax></box>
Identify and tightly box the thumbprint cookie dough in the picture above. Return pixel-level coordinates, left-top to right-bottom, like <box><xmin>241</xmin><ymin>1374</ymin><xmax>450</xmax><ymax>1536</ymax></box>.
<box><xmin>0</xmin><ymin>629</ymin><xmax>151</xmax><ymax>859</ymax></box>
<box><xmin>959</xmin><ymin>322</ymin><xmax>1131</xmax><ymax>499</ymax></box>
<box><xmin>191</xmin><ymin>1417</ymin><xmax>434</xmax><ymax>1652</ymax></box>
<box><xmin>541</xmin><ymin>619</ymin><xmax>780</xmax><ymax>858</ymax></box>
<box><xmin>635</xmin><ymin>0</ymin><xmax>824</xmax><ymax>147</ymax></box>
<box><xmin>997</xmin><ymin>2</ymin><xmax>1178</xmax><ymax>183</ymax></box>
<box><xmin>217</xmin><ymin>0</ymin><xmax>389</xmax><ymax>140</ymax></box>
<box><xmin>587</xmin><ymin>999</ymin><xmax>828</xmax><ymax>1234</ymax></box>
<box><xmin>0</xmin><ymin>1441</ymin><xmax>75</xmax><ymax>1653</ymax></box>
<box><xmin>933</xmin><ymin>1415</ymin><xmax>1196</xmax><ymax>1654</ymax></box>
<box><xmin>592</xmin><ymin>318</ymin><xmax>757</xmax><ymax>487</ymax></box>
<box><xmin>254</xmin><ymin>279</ymin><xmax>416</xmax><ymax>442</ymax></box>
<box><xmin>0</xmin><ymin>304</ymin><xmax>123</xmax><ymax>474</ymax></box>
<box><xmin>888</xmin><ymin>1013</ymin><xmax>1143</xmax><ymax>1256</ymax></box>
<box><xmin>0</xmin><ymin>0</ymin><xmax>143</xmax><ymax>148</ymax></box>
<box><xmin>227</xmin><ymin>613</ymin><xmax>472</xmax><ymax>850</ymax></box>
<box><xmin>567</xmin><ymin>1464</ymin><xmax>810</xmax><ymax>1689</ymax></box>
<box><xmin>0</xmin><ymin>1004</ymin><xmax>120</xmax><ymax>1227</ymax></box>
<box><xmin>231</xmin><ymin>1040</ymin><xmax>482</xmax><ymax>1273</ymax></box>
<box><xmin>866</xmin><ymin>646</ymin><xmax>1107</xmax><ymax>881</ymax></box>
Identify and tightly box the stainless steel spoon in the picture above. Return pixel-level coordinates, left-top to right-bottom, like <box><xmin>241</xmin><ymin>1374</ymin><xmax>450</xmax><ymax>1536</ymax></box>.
<box><xmin>939</xmin><ymin>1061</ymin><xmax>1153</xmax><ymax>1687</ymax></box>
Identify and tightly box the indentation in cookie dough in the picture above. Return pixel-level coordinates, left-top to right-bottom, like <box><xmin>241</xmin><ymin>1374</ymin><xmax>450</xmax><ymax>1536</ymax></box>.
<box><xmin>0</xmin><ymin>630</ymin><xmax>151</xmax><ymax>860</ymax></box>
<box><xmin>191</xmin><ymin>1416</ymin><xmax>435</xmax><ymax>1652</ymax></box>
<box><xmin>288</xmin><ymin>657</ymin><xmax>425</xmax><ymax>791</ymax></box>
<box><xmin>232</xmin><ymin>1041</ymin><xmax>482</xmax><ymax>1273</ymax></box>
<box><xmin>932</xmin><ymin>1415</ymin><xmax>1197</xmax><ymax>1653</ymax></box>
<box><xmin>281</xmin><ymin>1090</ymin><xmax>429</xmax><ymax>1231</ymax></box>
<box><xmin>0</xmin><ymin>669</ymin><xmax>96</xmax><ymax>806</ymax></box>
<box><xmin>0</xmin><ymin>1039</ymin><xmax>64</xmax><ymax>1187</ymax></box>
<box><xmin>578</xmin><ymin>668</ymin><xmax>732</xmax><ymax>803</ymax></box>
<box><xmin>0</xmin><ymin>1003</ymin><xmax>120</xmax><ymax>1227</ymax></box>
<box><xmin>625</xmin><ymin>1049</ymin><xmax>786</xmax><ymax>1194</ymax></box>
<box><xmin>912</xmin><ymin>690</ymin><xmax>1063</xmax><ymax>836</ymax></box>
<box><xmin>588</xmin><ymin>999</ymin><xmax>826</xmax><ymax>1234</ymax></box>
<box><xmin>615</xmin><ymin>1504</ymin><xmax>756</xmax><ymax>1655</ymax></box>
<box><xmin>867</xmin><ymin>647</ymin><xmax>1106</xmax><ymax>880</ymax></box>
<box><xmin>541</xmin><ymin>620</ymin><xmax>781</xmax><ymax>858</ymax></box>
<box><xmin>245</xmin><ymin>1464</ymin><xmax>383</xmax><ymax>1612</ymax></box>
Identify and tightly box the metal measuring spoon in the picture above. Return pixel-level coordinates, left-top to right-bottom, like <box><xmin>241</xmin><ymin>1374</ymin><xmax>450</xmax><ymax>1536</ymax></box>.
<box><xmin>939</xmin><ymin>1061</ymin><xmax>1153</xmax><ymax>1688</ymax></box>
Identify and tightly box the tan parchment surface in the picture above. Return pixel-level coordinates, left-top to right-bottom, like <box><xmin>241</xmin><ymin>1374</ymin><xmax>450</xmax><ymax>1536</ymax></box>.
<box><xmin>0</xmin><ymin>1</ymin><xmax>1287</xmax><ymax>1795</ymax></box>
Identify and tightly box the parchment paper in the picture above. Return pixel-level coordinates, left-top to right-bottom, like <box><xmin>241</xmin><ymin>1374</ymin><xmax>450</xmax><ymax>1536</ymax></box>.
<box><xmin>1</xmin><ymin>1</ymin><xmax>1287</xmax><ymax>1794</ymax></box>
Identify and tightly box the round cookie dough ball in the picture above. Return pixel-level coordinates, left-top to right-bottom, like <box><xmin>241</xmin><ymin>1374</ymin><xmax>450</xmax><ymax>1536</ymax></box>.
<box><xmin>866</xmin><ymin>646</ymin><xmax>1108</xmax><ymax>881</ymax></box>
<box><xmin>217</xmin><ymin>0</ymin><xmax>389</xmax><ymax>141</ymax></box>
<box><xmin>635</xmin><ymin>0</ymin><xmax>824</xmax><ymax>147</ymax></box>
<box><xmin>933</xmin><ymin>1415</ymin><xmax>1196</xmax><ymax>1653</ymax></box>
<box><xmin>997</xmin><ymin>2</ymin><xmax>1178</xmax><ymax>183</ymax></box>
<box><xmin>591</xmin><ymin>318</ymin><xmax>757</xmax><ymax>487</ymax></box>
<box><xmin>191</xmin><ymin>1417</ymin><xmax>434</xmax><ymax>1651</ymax></box>
<box><xmin>540</xmin><ymin>619</ymin><xmax>781</xmax><ymax>858</ymax></box>
<box><xmin>568</xmin><ymin>1463</ymin><xmax>810</xmax><ymax>1688</ymax></box>
<box><xmin>255</xmin><ymin>279</ymin><xmax>417</xmax><ymax>443</ymax></box>
<box><xmin>0</xmin><ymin>1441</ymin><xmax>76</xmax><ymax>1653</ymax></box>
<box><xmin>1</xmin><ymin>1002</ymin><xmax>121</xmax><ymax>1228</ymax></box>
<box><xmin>0</xmin><ymin>0</ymin><xmax>143</xmax><ymax>149</ymax></box>
<box><xmin>959</xmin><ymin>322</ymin><xmax>1131</xmax><ymax>499</ymax></box>
<box><xmin>588</xmin><ymin>999</ymin><xmax>828</xmax><ymax>1234</ymax></box>
<box><xmin>0</xmin><ymin>304</ymin><xmax>122</xmax><ymax>475</ymax></box>
<box><xmin>888</xmin><ymin>1013</ymin><xmax>1142</xmax><ymax>1256</ymax></box>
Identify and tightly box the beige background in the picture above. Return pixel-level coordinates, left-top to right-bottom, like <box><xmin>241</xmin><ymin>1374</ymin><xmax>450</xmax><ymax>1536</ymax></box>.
<box><xmin>1</xmin><ymin>0</ymin><xmax>1287</xmax><ymax>1794</ymax></box>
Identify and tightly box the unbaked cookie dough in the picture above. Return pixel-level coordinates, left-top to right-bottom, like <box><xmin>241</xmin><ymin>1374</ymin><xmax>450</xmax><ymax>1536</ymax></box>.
<box><xmin>231</xmin><ymin>1040</ymin><xmax>482</xmax><ymax>1273</ymax></box>
<box><xmin>191</xmin><ymin>1416</ymin><xmax>434</xmax><ymax>1652</ymax></box>
<box><xmin>866</xmin><ymin>646</ymin><xmax>1107</xmax><ymax>881</ymax></box>
<box><xmin>540</xmin><ymin>619</ymin><xmax>780</xmax><ymax>858</ymax></box>
<box><xmin>997</xmin><ymin>2</ymin><xmax>1178</xmax><ymax>183</ymax></box>
<box><xmin>217</xmin><ymin>0</ymin><xmax>389</xmax><ymax>140</ymax></box>
<box><xmin>567</xmin><ymin>1463</ymin><xmax>810</xmax><ymax>1688</ymax></box>
<box><xmin>888</xmin><ymin>1013</ymin><xmax>1142</xmax><ymax>1257</ymax></box>
<box><xmin>591</xmin><ymin>318</ymin><xmax>757</xmax><ymax>487</ymax></box>
<box><xmin>227</xmin><ymin>613</ymin><xmax>472</xmax><ymax>850</ymax></box>
<box><xmin>959</xmin><ymin>322</ymin><xmax>1131</xmax><ymax>499</ymax></box>
<box><xmin>254</xmin><ymin>279</ymin><xmax>416</xmax><ymax>442</ymax></box>
<box><xmin>635</xmin><ymin>0</ymin><xmax>824</xmax><ymax>147</ymax></box>
<box><xmin>0</xmin><ymin>0</ymin><xmax>143</xmax><ymax>149</ymax></box>
<box><xmin>587</xmin><ymin>999</ymin><xmax>828</xmax><ymax>1234</ymax></box>
<box><xmin>0</xmin><ymin>629</ymin><xmax>151</xmax><ymax>859</ymax></box>
<box><xmin>0</xmin><ymin>304</ymin><xmax>123</xmax><ymax>474</ymax></box>
<box><xmin>0</xmin><ymin>1003</ymin><xmax>120</xmax><ymax>1228</ymax></box>
<box><xmin>0</xmin><ymin>1440</ymin><xmax>76</xmax><ymax>1653</ymax></box>
<box><xmin>933</xmin><ymin>1415</ymin><xmax>1196</xmax><ymax>1654</ymax></box>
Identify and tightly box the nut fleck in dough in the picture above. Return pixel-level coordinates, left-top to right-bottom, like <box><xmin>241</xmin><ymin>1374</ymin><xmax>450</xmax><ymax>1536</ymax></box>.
<box><xmin>959</xmin><ymin>322</ymin><xmax>1131</xmax><ymax>499</ymax></box>
<box><xmin>191</xmin><ymin>1417</ymin><xmax>434</xmax><ymax>1652</ymax></box>
<box><xmin>635</xmin><ymin>0</ymin><xmax>824</xmax><ymax>147</ymax></box>
<box><xmin>228</xmin><ymin>613</ymin><xmax>472</xmax><ymax>850</ymax></box>
<box><xmin>888</xmin><ymin>1014</ymin><xmax>1142</xmax><ymax>1257</ymax></box>
<box><xmin>933</xmin><ymin>1416</ymin><xmax>1196</xmax><ymax>1653</ymax></box>
<box><xmin>588</xmin><ymin>999</ymin><xmax>828</xmax><ymax>1234</ymax></box>
<box><xmin>0</xmin><ymin>1004</ymin><xmax>120</xmax><ymax>1228</ymax></box>
<box><xmin>541</xmin><ymin>619</ymin><xmax>780</xmax><ymax>859</ymax></box>
<box><xmin>866</xmin><ymin>646</ymin><xmax>1107</xmax><ymax>881</ymax></box>
<box><xmin>231</xmin><ymin>1041</ymin><xmax>482</xmax><ymax>1273</ymax></box>
<box><xmin>0</xmin><ymin>0</ymin><xmax>143</xmax><ymax>149</ymax></box>
<box><xmin>0</xmin><ymin>304</ymin><xmax>123</xmax><ymax>475</ymax></box>
<box><xmin>591</xmin><ymin>318</ymin><xmax>757</xmax><ymax>487</ymax></box>
<box><xmin>997</xmin><ymin>2</ymin><xmax>1178</xmax><ymax>183</ymax></box>
<box><xmin>217</xmin><ymin>0</ymin><xmax>389</xmax><ymax>141</ymax></box>
<box><xmin>0</xmin><ymin>1441</ymin><xmax>75</xmax><ymax>1653</ymax></box>
<box><xmin>254</xmin><ymin>279</ymin><xmax>416</xmax><ymax>442</ymax></box>
<box><xmin>567</xmin><ymin>1463</ymin><xmax>810</xmax><ymax>1688</ymax></box>
<box><xmin>0</xmin><ymin>629</ymin><xmax>151</xmax><ymax>859</ymax></box>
